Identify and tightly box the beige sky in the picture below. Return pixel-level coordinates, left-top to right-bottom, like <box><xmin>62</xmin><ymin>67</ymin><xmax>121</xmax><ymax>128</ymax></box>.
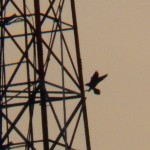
<box><xmin>76</xmin><ymin>0</ymin><xmax>150</xmax><ymax>149</ymax></box>
<box><xmin>1</xmin><ymin>0</ymin><xmax>150</xmax><ymax>149</ymax></box>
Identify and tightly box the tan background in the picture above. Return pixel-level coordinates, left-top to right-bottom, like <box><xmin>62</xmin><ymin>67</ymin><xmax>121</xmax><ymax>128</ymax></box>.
<box><xmin>2</xmin><ymin>0</ymin><xmax>150</xmax><ymax>149</ymax></box>
<box><xmin>76</xmin><ymin>0</ymin><xmax>150</xmax><ymax>149</ymax></box>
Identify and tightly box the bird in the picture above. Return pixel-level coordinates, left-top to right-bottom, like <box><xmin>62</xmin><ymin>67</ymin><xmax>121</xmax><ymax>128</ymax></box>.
<box><xmin>85</xmin><ymin>71</ymin><xmax>108</xmax><ymax>95</ymax></box>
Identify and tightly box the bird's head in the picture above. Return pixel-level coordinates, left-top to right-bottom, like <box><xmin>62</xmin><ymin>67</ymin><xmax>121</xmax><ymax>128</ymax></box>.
<box><xmin>94</xmin><ymin>88</ymin><xmax>100</xmax><ymax>95</ymax></box>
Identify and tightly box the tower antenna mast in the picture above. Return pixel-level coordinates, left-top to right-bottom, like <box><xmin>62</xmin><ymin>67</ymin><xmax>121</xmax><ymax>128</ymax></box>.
<box><xmin>0</xmin><ymin>0</ymin><xmax>91</xmax><ymax>149</ymax></box>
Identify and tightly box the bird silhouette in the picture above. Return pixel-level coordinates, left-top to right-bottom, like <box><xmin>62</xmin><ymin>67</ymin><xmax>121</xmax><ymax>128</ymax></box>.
<box><xmin>85</xmin><ymin>71</ymin><xmax>107</xmax><ymax>95</ymax></box>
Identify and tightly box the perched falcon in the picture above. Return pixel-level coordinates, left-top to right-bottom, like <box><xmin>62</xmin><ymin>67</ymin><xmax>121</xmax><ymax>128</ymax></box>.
<box><xmin>85</xmin><ymin>71</ymin><xmax>107</xmax><ymax>95</ymax></box>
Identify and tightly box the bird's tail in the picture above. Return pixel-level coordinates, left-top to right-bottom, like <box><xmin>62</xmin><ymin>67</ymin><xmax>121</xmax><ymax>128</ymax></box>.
<box><xmin>93</xmin><ymin>88</ymin><xmax>100</xmax><ymax>95</ymax></box>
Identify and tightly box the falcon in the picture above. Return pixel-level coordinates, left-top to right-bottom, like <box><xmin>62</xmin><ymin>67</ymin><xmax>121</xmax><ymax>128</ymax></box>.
<box><xmin>85</xmin><ymin>71</ymin><xmax>107</xmax><ymax>95</ymax></box>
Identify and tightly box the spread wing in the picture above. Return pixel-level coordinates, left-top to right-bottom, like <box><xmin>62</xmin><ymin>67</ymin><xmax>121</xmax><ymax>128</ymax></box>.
<box><xmin>98</xmin><ymin>74</ymin><xmax>108</xmax><ymax>82</ymax></box>
<box><xmin>91</xmin><ymin>71</ymin><xmax>99</xmax><ymax>82</ymax></box>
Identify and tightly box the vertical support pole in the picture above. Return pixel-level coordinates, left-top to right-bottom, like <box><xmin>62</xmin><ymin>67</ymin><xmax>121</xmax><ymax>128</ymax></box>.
<box><xmin>0</xmin><ymin>29</ymin><xmax>2</xmax><ymax>149</ymax></box>
<box><xmin>34</xmin><ymin>0</ymin><xmax>49</xmax><ymax>149</ymax></box>
<box><xmin>0</xmin><ymin>1</ymin><xmax>4</xmax><ymax>145</ymax></box>
<box><xmin>23</xmin><ymin>0</ymin><xmax>34</xmax><ymax>148</ymax></box>
<box><xmin>70</xmin><ymin>0</ymin><xmax>91</xmax><ymax>150</ymax></box>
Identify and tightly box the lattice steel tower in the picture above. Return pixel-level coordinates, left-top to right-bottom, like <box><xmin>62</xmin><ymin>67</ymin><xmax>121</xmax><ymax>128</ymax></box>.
<box><xmin>0</xmin><ymin>0</ymin><xmax>91</xmax><ymax>149</ymax></box>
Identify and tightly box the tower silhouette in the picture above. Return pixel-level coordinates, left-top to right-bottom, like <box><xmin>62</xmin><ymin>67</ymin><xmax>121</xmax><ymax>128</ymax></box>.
<box><xmin>0</xmin><ymin>0</ymin><xmax>91</xmax><ymax>149</ymax></box>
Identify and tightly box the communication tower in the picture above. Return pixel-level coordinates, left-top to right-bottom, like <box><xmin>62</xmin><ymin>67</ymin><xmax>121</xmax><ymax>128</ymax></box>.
<box><xmin>0</xmin><ymin>0</ymin><xmax>91</xmax><ymax>149</ymax></box>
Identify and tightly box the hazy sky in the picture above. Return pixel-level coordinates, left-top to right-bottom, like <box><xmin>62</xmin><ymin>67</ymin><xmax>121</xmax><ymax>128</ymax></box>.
<box><xmin>2</xmin><ymin>0</ymin><xmax>150</xmax><ymax>149</ymax></box>
<box><xmin>76</xmin><ymin>0</ymin><xmax>150</xmax><ymax>149</ymax></box>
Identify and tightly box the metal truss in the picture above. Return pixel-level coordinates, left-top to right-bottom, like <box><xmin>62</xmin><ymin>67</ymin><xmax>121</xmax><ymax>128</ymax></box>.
<box><xmin>0</xmin><ymin>0</ymin><xmax>91</xmax><ymax>149</ymax></box>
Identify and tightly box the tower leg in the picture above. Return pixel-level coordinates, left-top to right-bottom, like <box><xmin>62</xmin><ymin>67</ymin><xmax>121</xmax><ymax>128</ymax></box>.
<box><xmin>34</xmin><ymin>0</ymin><xmax>49</xmax><ymax>149</ymax></box>
<box><xmin>71</xmin><ymin>0</ymin><xmax>91</xmax><ymax>149</ymax></box>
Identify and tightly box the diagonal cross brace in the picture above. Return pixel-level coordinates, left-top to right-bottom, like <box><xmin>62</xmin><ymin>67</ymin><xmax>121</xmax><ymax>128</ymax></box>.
<box><xmin>50</xmin><ymin>100</ymin><xmax>83</xmax><ymax>150</ymax></box>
